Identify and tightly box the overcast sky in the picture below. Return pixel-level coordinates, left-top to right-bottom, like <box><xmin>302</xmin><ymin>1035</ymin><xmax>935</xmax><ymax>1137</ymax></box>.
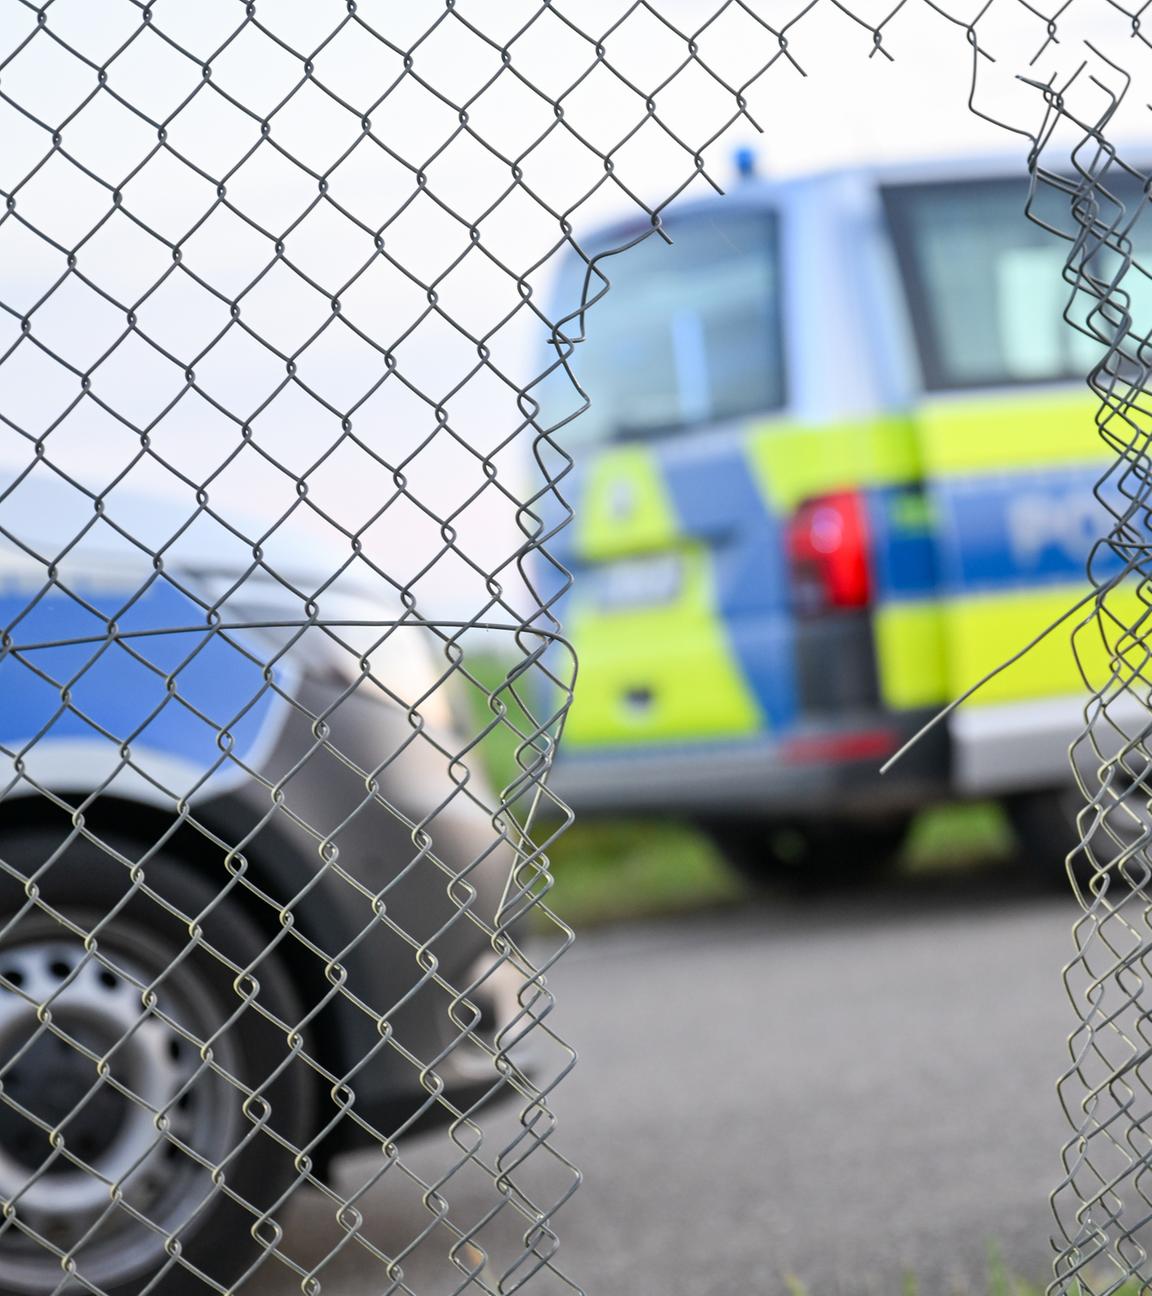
<box><xmin>0</xmin><ymin>0</ymin><xmax>1146</xmax><ymax>622</ymax></box>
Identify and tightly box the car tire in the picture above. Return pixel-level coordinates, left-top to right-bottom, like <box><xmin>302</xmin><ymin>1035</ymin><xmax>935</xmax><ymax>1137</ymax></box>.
<box><xmin>0</xmin><ymin>828</ymin><xmax>315</xmax><ymax>1296</ymax></box>
<box><xmin>1005</xmin><ymin>786</ymin><xmax>1151</xmax><ymax>895</ymax></box>
<box><xmin>700</xmin><ymin>816</ymin><xmax>910</xmax><ymax>890</ymax></box>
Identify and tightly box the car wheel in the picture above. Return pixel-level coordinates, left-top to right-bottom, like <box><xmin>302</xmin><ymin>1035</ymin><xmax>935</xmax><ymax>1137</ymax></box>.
<box><xmin>0</xmin><ymin>829</ymin><xmax>315</xmax><ymax>1295</ymax></box>
<box><xmin>1005</xmin><ymin>785</ymin><xmax>1152</xmax><ymax>895</ymax></box>
<box><xmin>700</xmin><ymin>816</ymin><xmax>910</xmax><ymax>890</ymax></box>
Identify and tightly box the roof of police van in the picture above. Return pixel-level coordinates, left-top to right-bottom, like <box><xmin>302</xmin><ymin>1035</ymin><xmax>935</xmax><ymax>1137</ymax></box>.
<box><xmin>578</xmin><ymin>148</ymin><xmax>1132</xmax><ymax>245</ymax></box>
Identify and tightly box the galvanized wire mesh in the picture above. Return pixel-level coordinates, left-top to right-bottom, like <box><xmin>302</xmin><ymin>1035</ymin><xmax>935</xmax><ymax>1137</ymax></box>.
<box><xmin>1031</xmin><ymin>108</ymin><xmax>1152</xmax><ymax>1296</ymax></box>
<box><xmin>0</xmin><ymin>1</ymin><xmax>1150</xmax><ymax>1294</ymax></box>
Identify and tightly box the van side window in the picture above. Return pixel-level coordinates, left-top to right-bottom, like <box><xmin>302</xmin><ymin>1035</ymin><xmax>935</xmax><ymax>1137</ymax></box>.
<box><xmin>881</xmin><ymin>176</ymin><xmax>1152</xmax><ymax>391</ymax></box>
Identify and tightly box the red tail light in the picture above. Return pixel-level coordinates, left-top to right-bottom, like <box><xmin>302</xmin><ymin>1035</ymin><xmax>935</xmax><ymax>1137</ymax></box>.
<box><xmin>787</xmin><ymin>491</ymin><xmax>872</xmax><ymax>613</ymax></box>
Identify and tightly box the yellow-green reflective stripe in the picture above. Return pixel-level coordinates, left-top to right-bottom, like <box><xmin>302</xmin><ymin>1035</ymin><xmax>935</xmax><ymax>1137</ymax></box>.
<box><xmin>575</xmin><ymin>446</ymin><xmax>679</xmax><ymax>560</ymax></box>
<box><xmin>919</xmin><ymin>390</ymin><xmax>1106</xmax><ymax>475</ymax></box>
<box><xmin>578</xmin><ymin>395</ymin><xmax>1106</xmax><ymax>554</ymax></box>
<box><xmin>942</xmin><ymin>582</ymin><xmax>1146</xmax><ymax>705</ymax></box>
<box><xmin>873</xmin><ymin>602</ymin><xmax>948</xmax><ymax>710</ymax></box>
<box><xmin>877</xmin><ymin>586</ymin><xmax>1135</xmax><ymax>713</ymax></box>
<box><xmin>565</xmin><ymin>613</ymin><xmax>763</xmax><ymax>745</ymax></box>
<box><xmin>914</xmin><ymin>390</ymin><xmax>1111</xmax><ymax>711</ymax></box>
<box><xmin>746</xmin><ymin>417</ymin><xmax>920</xmax><ymax>512</ymax></box>
<box><xmin>569</xmin><ymin>452</ymin><xmax>761</xmax><ymax>744</ymax></box>
<box><xmin>565</xmin><ymin>551</ymin><xmax>762</xmax><ymax>746</ymax></box>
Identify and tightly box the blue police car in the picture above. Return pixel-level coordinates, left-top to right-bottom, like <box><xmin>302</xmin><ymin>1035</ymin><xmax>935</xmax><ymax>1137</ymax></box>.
<box><xmin>0</xmin><ymin>479</ymin><xmax>521</xmax><ymax>1293</ymax></box>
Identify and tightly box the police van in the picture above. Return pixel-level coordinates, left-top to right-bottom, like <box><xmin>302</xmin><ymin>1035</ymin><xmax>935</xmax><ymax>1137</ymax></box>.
<box><xmin>546</xmin><ymin>155</ymin><xmax>1140</xmax><ymax>881</ymax></box>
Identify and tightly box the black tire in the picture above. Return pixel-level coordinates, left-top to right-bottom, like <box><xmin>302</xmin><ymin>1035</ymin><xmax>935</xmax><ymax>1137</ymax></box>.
<box><xmin>1005</xmin><ymin>786</ymin><xmax>1149</xmax><ymax>895</ymax></box>
<box><xmin>0</xmin><ymin>828</ymin><xmax>315</xmax><ymax>1296</ymax></box>
<box><xmin>700</xmin><ymin>816</ymin><xmax>911</xmax><ymax>890</ymax></box>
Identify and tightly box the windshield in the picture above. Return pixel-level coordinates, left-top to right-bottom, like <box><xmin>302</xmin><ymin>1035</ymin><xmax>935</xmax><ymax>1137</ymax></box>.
<box><xmin>882</xmin><ymin>175</ymin><xmax>1152</xmax><ymax>391</ymax></box>
<box><xmin>550</xmin><ymin>211</ymin><xmax>784</xmax><ymax>443</ymax></box>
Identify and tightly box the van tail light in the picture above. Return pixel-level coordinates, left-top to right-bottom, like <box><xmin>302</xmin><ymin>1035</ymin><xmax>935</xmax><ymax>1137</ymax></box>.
<box><xmin>787</xmin><ymin>491</ymin><xmax>873</xmax><ymax>613</ymax></box>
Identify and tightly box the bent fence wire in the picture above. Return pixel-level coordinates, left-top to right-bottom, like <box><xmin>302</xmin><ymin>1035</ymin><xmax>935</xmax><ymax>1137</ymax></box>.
<box><xmin>0</xmin><ymin>0</ymin><xmax>1148</xmax><ymax>1293</ymax></box>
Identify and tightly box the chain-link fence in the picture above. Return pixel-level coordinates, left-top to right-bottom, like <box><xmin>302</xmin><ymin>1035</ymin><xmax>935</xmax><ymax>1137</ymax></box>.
<box><xmin>1</xmin><ymin>1</ymin><xmax>1152</xmax><ymax>1293</ymax></box>
<box><xmin>1037</xmin><ymin>131</ymin><xmax>1152</xmax><ymax>1296</ymax></box>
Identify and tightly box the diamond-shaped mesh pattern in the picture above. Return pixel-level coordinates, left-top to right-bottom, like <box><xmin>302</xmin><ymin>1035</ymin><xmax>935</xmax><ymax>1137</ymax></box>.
<box><xmin>1037</xmin><ymin>133</ymin><xmax>1152</xmax><ymax>1296</ymax></box>
<box><xmin>0</xmin><ymin>1</ymin><xmax>1148</xmax><ymax>1293</ymax></box>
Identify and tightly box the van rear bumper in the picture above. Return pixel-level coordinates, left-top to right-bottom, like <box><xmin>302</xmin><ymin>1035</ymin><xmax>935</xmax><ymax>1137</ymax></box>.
<box><xmin>949</xmin><ymin>694</ymin><xmax>1142</xmax><ymax>795</ymax></box>
<box><xmin>549</xmin><ymin>712</ymin><xmax>949</xmax><ymax>819</ymax></box>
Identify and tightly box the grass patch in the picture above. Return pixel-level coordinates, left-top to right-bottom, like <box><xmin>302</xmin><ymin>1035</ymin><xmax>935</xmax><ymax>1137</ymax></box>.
<box><xmin>543</xmin><ymin>817</ymin><xmax>743</xmax><ymax>927</ymax></box>
<box><xmin>781</xmin><ymin>1250</ymin><xmax>1140</xmax><ymax>1296</ymax></box>
<box><xmin>539</xmin><ymin>802</ymin><xmax>1016</xmax><ymax>928</ymax></box>
<box><xmin>905</xmin><ymin>802</ymin><xmax>1013</xmax><ymax>872</ymax></box>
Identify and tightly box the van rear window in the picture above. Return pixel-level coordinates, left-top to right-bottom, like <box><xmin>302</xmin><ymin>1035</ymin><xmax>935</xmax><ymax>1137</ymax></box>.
<box><xmin>553</xmin><ymin>212</ymin><xmax>784</xmax><ymax>443</ymax></box>
<box><xmin>882</xmin><ymin>176</ymin><xmax>1152</xmax><ymax>392</ymax></box>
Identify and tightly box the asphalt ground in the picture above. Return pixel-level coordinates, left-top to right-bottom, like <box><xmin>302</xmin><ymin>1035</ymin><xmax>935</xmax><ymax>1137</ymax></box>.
<box><xmin>254</xmin><ymin>870</ymin><xmax>1079</xmax><ymax>1296</ymax></box>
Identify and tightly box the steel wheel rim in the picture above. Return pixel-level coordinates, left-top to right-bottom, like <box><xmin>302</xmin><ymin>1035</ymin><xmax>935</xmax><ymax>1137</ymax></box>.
<box><xmin>0</xmin><ymin>911</ymin><xmax>246</xmax><ymax>1293</ymax></box>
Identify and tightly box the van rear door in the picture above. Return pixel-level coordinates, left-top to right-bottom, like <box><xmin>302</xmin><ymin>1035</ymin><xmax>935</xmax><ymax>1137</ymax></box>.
<box><xmin>548</xmin><ymin>205</ymin><xmax>793</xmax><ymax>759</ymax></box>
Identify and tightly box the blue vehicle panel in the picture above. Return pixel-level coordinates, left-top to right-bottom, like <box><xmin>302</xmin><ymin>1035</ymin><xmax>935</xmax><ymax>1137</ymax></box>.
<box><xmin>0</xmin><ymin>578</ymin><xmax>283</xmax><ymax>785</ymax></box>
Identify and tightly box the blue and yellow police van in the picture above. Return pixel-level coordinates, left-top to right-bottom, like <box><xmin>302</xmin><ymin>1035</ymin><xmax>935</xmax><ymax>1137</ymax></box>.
<box><xmin>546</xmin><ymin>154</ymin><xmax>1139</xmax><ymax>881</ymax></box>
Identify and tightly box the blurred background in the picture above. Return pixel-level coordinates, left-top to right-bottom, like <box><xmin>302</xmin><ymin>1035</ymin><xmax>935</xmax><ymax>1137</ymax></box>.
<box><xmin>4</xmin><ymin>1</ymin><xmax>1152</xmax><ymax>1292</ymax></box>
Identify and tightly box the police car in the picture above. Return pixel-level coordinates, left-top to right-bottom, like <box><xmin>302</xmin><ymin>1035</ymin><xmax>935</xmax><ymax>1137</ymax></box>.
<box><xmin>0</xmin><ymin>480</ymin><xmax>520</xmax><ymax>1293</ymax></box>
<box><xmin>545</xmin><ymin>155</ymin><xmax>1141</xmax><ymax>882</ymax></box>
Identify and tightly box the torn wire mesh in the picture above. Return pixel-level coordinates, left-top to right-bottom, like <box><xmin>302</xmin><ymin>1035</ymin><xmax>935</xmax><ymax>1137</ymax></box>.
<box><xmin>0</xmin><ymin>1</ymin><xmax>1147</xmax><ymax>1294</ymax></box>
<box><xmin>1021</xmin><ymin>72</ymin><xmax>1152</xmax><ymax>1296</ymax></box>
